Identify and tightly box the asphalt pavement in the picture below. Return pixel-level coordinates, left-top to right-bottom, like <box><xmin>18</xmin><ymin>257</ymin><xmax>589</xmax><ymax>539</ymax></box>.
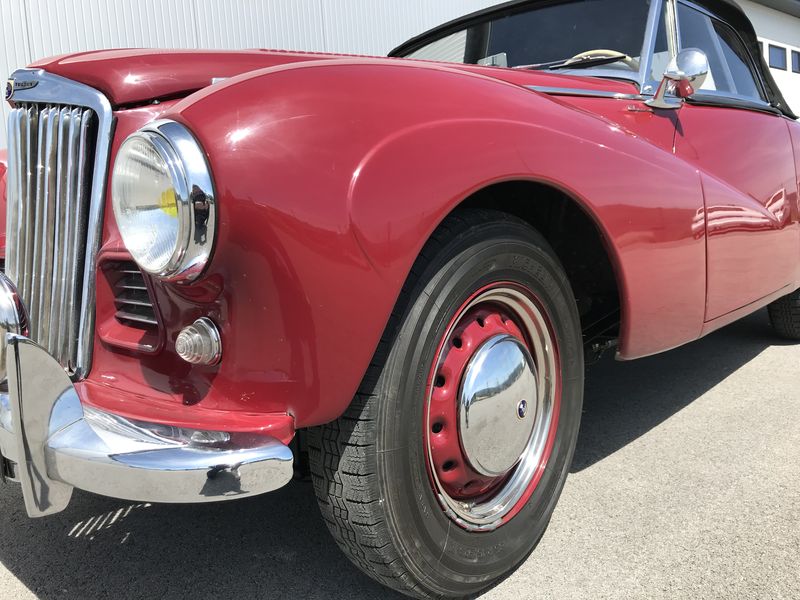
<box><xmin>0</xmin><ymin>309</ymin><xmax>797</xmax><ymax>599</ymax></box>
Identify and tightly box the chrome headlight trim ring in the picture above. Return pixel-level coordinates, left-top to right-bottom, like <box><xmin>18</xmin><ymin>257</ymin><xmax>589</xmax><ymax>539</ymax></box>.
<box><xmin>113</xmin><ymin>119</ymin><xmax>216</xmax><ymax>282</ymax></box>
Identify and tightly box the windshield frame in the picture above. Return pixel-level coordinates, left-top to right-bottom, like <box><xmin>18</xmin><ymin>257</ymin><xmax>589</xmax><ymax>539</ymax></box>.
<box><xmin>389</xmin><ymin>0</ymin><xmax>668</xmax><ymax>94</ymax></box>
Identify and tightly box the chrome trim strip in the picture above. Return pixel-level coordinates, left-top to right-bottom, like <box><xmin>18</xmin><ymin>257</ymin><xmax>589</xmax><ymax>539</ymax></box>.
<box><xmin>8</xmin><ymin>68</ymin><xmax>114</xmax><ymax>380</ymax></box>
<box><xmin>527</xmin><ymin>85</ymin><xmax>645</xmax><ymax>101</ymax></box>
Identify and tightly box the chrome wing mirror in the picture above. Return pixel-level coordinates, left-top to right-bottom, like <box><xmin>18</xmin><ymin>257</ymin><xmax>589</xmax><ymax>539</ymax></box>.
<box><xmin>646</xmin><ymin>48</ymin><xmax>709</xmax><ymax>109</ymax></box>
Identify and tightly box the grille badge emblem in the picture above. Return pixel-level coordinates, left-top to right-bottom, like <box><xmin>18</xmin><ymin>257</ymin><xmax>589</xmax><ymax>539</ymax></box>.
<box><xmin>5</xmin><ymin>79</ymin><xmax>38</xmax><ymax>100</ymax></box>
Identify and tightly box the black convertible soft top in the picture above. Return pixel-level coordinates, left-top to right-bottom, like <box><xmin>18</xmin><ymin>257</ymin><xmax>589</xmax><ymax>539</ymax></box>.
<box><xmin>390</xmin><ymin>0</ymin><xmax>796</xmax><ymax>119</ymax></box>
<box><xmin>710</xmin><ymin>0</ymin><xmax>796</xmax><ymax>117</ymax></box>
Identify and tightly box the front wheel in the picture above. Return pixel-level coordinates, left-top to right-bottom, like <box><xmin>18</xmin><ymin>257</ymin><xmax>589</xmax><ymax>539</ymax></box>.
<box><xmin>308</xmin><ymin>210</ymin><xmax>584</xmax><ymax>598</ymax></box>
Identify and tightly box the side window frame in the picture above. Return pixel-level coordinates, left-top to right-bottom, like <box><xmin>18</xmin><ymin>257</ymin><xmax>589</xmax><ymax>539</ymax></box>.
<box><xmin>674</xmin><ymin>0</ymin><xmax>774</xmax><ymax>112</ymax></box>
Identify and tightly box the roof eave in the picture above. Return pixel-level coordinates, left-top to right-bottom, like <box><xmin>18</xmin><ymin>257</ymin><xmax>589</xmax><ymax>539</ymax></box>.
<box><xmin>750</xmin><ymin>0</ymin><xmax>800</xmax><ymax>19</ymax></box>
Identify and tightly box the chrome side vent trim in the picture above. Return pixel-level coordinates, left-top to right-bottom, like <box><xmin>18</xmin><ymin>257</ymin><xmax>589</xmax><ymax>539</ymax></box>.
<box><xmin>5</xmin><ymin>69</ymin><xmax>113</xmax><ymax>379</ymax></box>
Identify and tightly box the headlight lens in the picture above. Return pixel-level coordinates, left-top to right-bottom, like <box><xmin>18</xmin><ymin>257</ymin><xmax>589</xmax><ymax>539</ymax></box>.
<box><xmin>112</xmin><ymin>120</ymin><xmax>216</xmax><ymax>281</ymax></box>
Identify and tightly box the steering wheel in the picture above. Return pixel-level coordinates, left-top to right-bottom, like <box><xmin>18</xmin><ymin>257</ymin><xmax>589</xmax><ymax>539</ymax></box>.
<box><xmin>565</xmin><ymin>49</ymin><xmax>640</xmax><ymax>71</ymax></box>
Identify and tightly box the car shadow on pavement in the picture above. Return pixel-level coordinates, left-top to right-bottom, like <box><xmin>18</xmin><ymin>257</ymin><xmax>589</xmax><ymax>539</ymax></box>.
<box><xmin>572</xmin><ymin>308</ymin><xmax>780</xmax><ymax>472</ymax></box>
<box><xmin>0</xmin><ymin>310</ymin><xmax>782</xmax><ymax>599</ymax></box>
<box><xmin>0</xmin><ymin>479</ymin><xmax>401</xmax><ymax>600</ymax></box>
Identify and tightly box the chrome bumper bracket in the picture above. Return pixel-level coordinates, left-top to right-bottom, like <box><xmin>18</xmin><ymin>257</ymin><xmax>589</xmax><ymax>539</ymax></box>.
<box><xmin>7</xmin><ymin>335</ymin><xmax>76</xmax><ymax>516</ymax></box>
<box><xmin>0</xmin><ymin>334</ymin><xmax>294</xmax><ymax>518</ymax></box>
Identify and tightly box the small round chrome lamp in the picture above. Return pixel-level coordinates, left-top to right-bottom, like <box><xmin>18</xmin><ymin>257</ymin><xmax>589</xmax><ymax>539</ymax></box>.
<box><xmin>175</xmin><ymin>318</ymin><xmax>222</xmax><ymax>366</ymax></box>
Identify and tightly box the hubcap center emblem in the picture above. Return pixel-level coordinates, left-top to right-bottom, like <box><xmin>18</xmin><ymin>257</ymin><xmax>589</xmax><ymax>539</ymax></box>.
<box><xmin>517</xmin><ymin>399</ymin><xmax>528</xmax><ymax>419</ymax></box>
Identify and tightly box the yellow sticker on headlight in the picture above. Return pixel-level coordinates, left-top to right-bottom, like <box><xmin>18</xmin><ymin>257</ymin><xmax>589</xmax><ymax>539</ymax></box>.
<box><xmin>160</xmin><ymin>188</ymin><xmax>178</xmax><ymax>217</ymax></box>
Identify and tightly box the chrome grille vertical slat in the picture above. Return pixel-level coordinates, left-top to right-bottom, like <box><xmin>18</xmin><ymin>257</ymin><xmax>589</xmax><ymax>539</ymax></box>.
<box><xmin>47</xmin><ymin>107</ymin><xmax>71</xmax><ymax>358</ymax></box>
<box><xmin>65</xmin><ymin>112</ymin><xmax>93</xmax><ymax>365</ymax></box>
<box><xmin>55</xmin><ymin>108</ymin><xmax>81</xmax><ymax>362</ymax></box>
<box><xmin>14</xmin><ymin>108</ymin><xmax>30</xmax><ymax>285</ymax></box>
<box><xmin>20</xmin><ymin>107</ymin><xmax>39</xmax><ymax>313</ymax></box>
<box><xmin>5</xmin><ymin>110</ymin><xmax>20</xmax><ymax>281</ymax></box>
<box><xmin>6</xmin><ymin>69</ymin><xmax>113</xmax><ymax>378</ymax></box>
<box><xmin>37</xmin><ymin>106</ymin><xmax>60</xmax><ymax>347</ymax></box>
<box><xmin>28</xmin><ymin>106</ymin><xmax>50</xmax><ymax>338</ymax></box>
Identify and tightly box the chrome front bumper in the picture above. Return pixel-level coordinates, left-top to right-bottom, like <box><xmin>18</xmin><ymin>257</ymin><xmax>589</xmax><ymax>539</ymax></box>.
<box><xmin>0</xmin><ymin>336</ymin><xmax>294</xmax><ymax>517</ymax></box>
<box><xmin>0</xmin><ymin>289</ymin><xmax>294</xmax><ymax>518</ymax></box>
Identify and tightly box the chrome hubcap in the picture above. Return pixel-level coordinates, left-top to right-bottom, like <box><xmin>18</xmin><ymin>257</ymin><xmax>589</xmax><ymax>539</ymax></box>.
<box><xmin>458</xmin><ymin>334</ymin><xmax>538</xmax><ymax>477</ymax></box>
<box><xmin>425</xmin><ymin>285</ymin><xmax>559</xmax><ymax>531</ymax></box>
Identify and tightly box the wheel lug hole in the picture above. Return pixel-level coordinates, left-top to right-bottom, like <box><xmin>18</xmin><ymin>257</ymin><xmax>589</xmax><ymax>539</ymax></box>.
<box><xmin>434</xmin><ymin>375</ymin><xmax>446</xmax><ymax>388</ymax></box>
<box><xmin>431</xmin><ymin>422</ymin><xmax>444</xmax><ymax>434</ymax></box>
<box><xmin>442</xmin><ymin>460</ymin><xmax>457</xmax><ymax>472</ymax></box>
<box><xmin>453</xmin><ymin>338</ymin><xmax>463</xmax><ymax>349</ymax></box>
<box><xmin>477</xmin><ymin>317</ymin><xmax>485</xmax><ymax>328</ymax></box>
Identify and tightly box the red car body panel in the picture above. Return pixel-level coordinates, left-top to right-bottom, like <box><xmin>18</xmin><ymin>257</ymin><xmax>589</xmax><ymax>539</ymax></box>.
<box><xmin>674</xmin><ymin>104</ymin><xmax>800</xmax><ymax>320</ymax></box>
<box><xmin>4</xmin><ymin>49</ymin><xmax>800</xmax><ymax>435</ymax></box>
<box><xmin>790</xmin><ymin>121</ymin><xmax>800</xmax><ymax>246</ymax></box>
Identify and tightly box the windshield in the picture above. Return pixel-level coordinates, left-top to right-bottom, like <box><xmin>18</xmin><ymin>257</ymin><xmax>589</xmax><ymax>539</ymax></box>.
<box><xmin>401</xmin><ymin>0</ymin><xmax>654</xmax><ymax>74</ymax></box>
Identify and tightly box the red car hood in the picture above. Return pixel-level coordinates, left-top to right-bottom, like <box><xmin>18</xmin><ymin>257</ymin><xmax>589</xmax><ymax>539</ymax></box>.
<box><xmin>29</xmin><ymin>49</ymin><xmax>639</xmax><ymax>108</ymax></box>
<box><xmin>29</xmin><ymin>49</ymin><xmax>342</xmax><ymax>107</ymax></box>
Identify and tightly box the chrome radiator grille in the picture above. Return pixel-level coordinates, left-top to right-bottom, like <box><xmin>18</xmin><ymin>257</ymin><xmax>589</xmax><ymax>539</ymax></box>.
<box><xmin>5</xmin><ymin>103</ymin><xmax>97</xmax><ymax>371</ymax></box>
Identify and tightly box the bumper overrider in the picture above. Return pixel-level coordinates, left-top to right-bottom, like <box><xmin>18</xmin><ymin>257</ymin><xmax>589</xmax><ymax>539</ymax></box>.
<box><xmin>0</xmin><ymin>273</ymin><xmax>294</xmax><ymax>518</ymax></box>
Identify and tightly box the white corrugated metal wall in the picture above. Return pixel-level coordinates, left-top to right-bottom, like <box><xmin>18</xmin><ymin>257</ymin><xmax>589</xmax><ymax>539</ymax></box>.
<box><xmin>3</xmin><ymin>0</ymin><xmax>799</xmax><ymax>148</ymax></box>
<box><xmin>0</xmin><ymin>0</ymin><xmax>496</xmax><ymax>146</ymax></box>
<box><xmin>739</xmin><ymin>0</ymin><xmax>800</xmax><ymax>112</ymax></box>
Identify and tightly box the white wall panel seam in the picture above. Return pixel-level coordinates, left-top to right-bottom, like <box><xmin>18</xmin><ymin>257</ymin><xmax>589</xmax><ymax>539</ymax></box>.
<box><xmin>21</xmin><ymin>0</ymin><xmax>34</xmax><ymax>62</ymax></box>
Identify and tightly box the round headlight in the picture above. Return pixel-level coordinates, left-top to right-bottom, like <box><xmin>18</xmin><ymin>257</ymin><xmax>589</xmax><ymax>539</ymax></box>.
<box><xmin>112</xmin><ymin>120</ymin><xmax>216</xmax><ymax>281</ymax></box>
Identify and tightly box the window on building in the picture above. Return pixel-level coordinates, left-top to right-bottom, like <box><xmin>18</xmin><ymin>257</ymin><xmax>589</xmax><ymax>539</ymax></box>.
<box><xmin>793</xmin><ymin>50</ymin><xmax>800</xmax><ymax>74</ymax></box>
<box><xmin>769</xmin><ymin>45</ymin><xmax>787</xmax><ymax>70</ymax></box>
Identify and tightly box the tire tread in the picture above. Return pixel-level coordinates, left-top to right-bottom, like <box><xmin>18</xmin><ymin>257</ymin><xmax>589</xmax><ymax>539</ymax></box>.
<box><xmin>768</xmin><ymin>289</ymin><xmax>800</xmax><ymax>340</ymax></box>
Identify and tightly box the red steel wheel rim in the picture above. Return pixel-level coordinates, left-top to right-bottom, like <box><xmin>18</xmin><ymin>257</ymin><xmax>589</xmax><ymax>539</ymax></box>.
<box><xmin>423</xmin><ymin>283</ymin><xmax>562</xmax><ymax>531</ymax></box>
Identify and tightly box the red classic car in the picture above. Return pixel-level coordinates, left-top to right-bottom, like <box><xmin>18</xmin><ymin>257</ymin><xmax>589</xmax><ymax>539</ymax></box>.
<box><xmin>1</xmin><ymin>0</ymin><xmax>799</xmax><ymax>597</ymax></box>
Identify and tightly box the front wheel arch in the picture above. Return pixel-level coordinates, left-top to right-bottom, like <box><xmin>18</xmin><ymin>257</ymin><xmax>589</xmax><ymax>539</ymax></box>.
<box><xmin>455</xmin><ymin>180</ymin><xmax>624</xmax><ymax>357</ymax></box>
<box><xmin>308</xmin><ymin>208</ymin><xmax>585</xmax><ymax>598</ymax></box>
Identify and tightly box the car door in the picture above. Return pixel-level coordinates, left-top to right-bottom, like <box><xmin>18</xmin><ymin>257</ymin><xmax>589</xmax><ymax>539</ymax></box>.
<box><xmin>672</xmin><ymin>1</ymin><xmax>800</xmax><ymax>321</ymax></box>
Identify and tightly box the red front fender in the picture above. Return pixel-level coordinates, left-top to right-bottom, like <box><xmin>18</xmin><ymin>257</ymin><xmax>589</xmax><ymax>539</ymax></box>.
<box><xmin>89</xmin><ymin>58</ymin><xmax>707</xmax><ymax>430</ymax></box>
